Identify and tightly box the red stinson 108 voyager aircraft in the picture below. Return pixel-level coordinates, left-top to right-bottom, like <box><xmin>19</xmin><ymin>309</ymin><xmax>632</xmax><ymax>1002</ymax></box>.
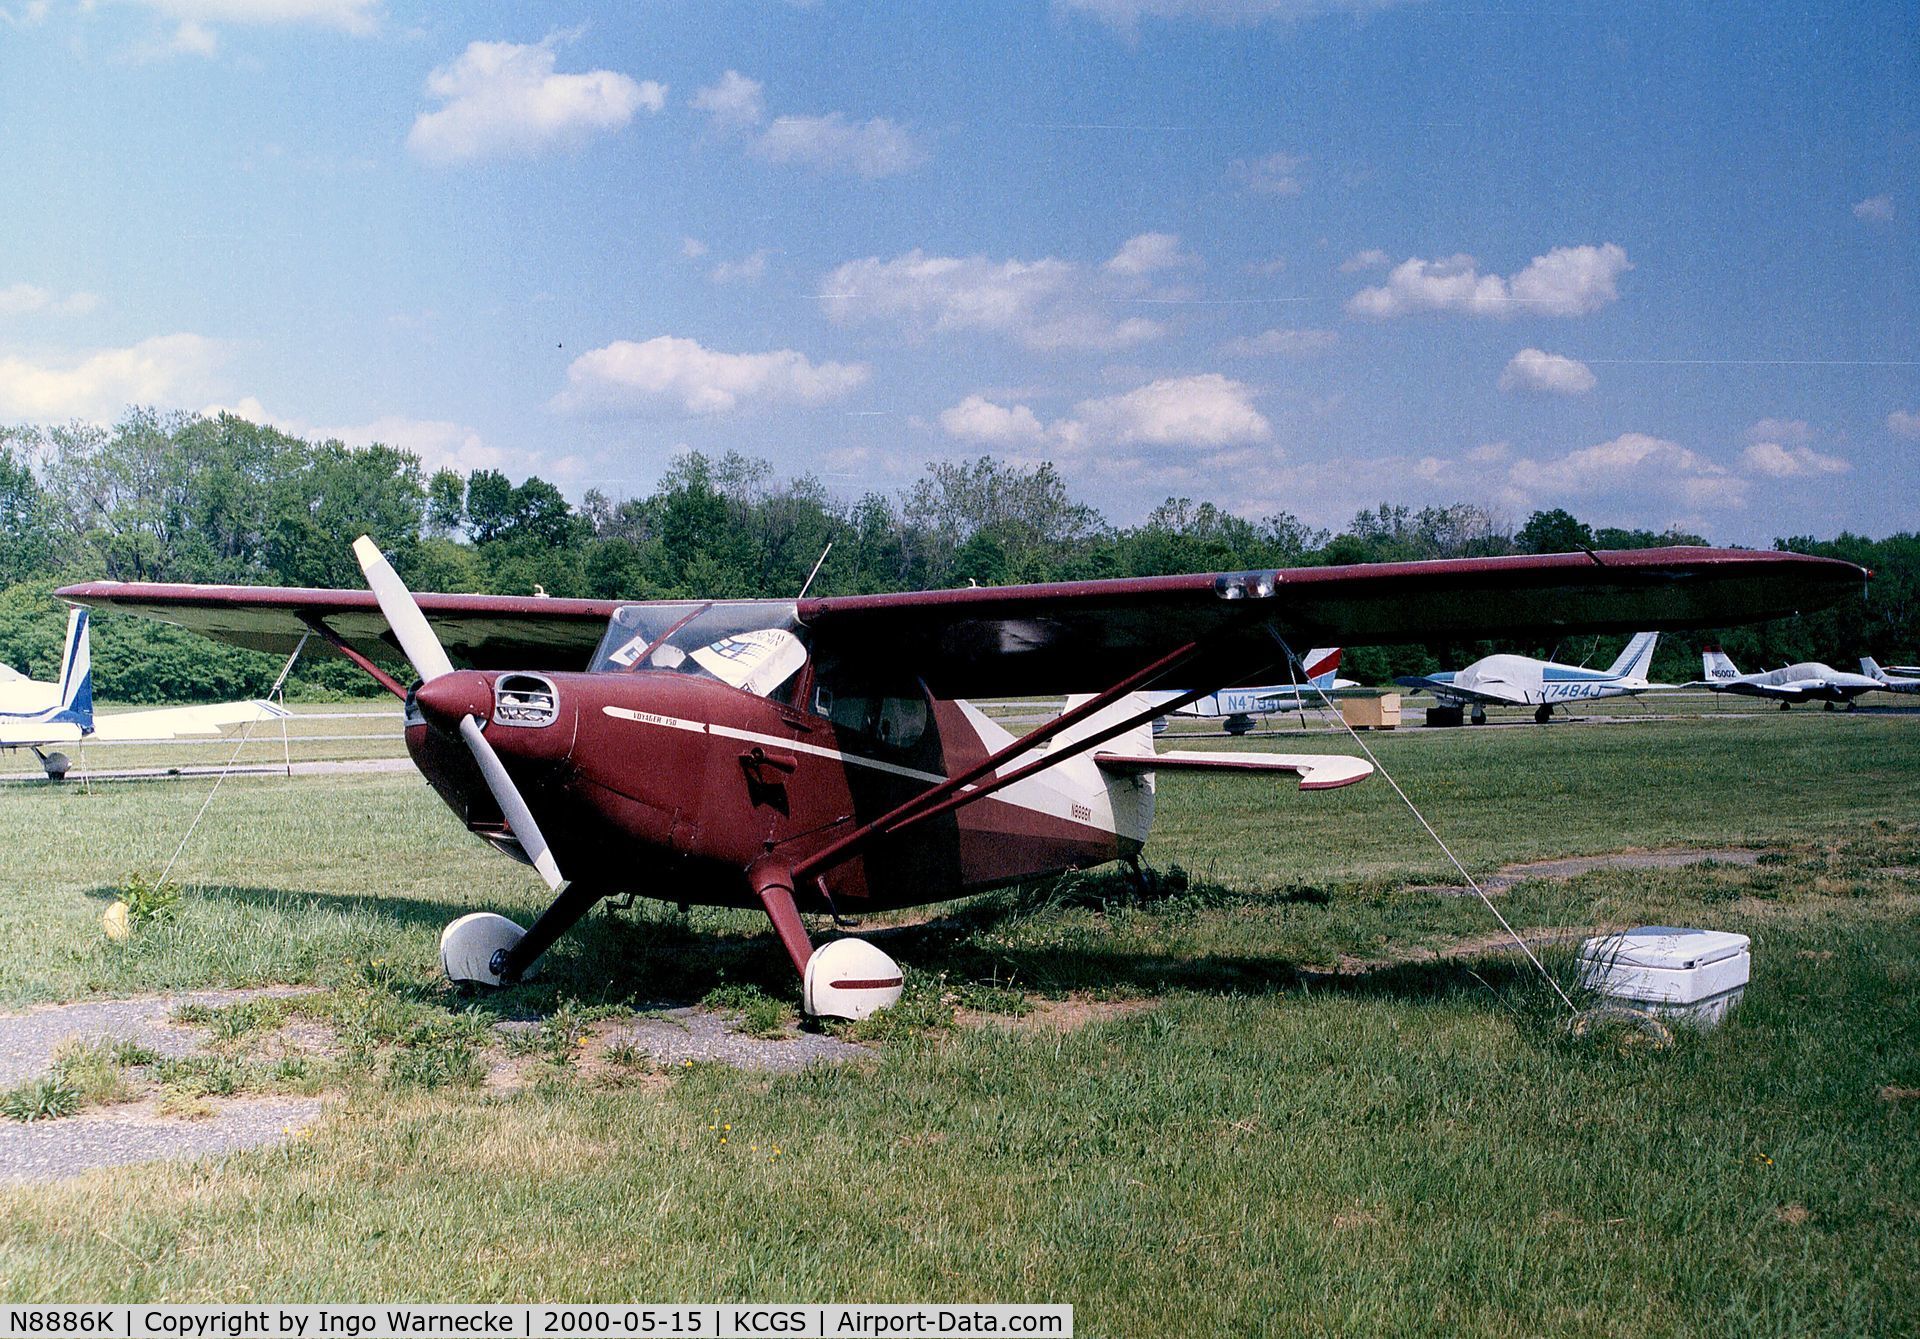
<box><xmin>59</xmin><ymin>542</ymin><xmax>1863</xmax><ymax>1018</ymax></box>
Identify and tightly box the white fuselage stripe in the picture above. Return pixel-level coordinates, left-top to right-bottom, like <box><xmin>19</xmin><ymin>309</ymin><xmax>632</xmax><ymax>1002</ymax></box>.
<box><xmin>600</xmin><ymin>705</ymin><xmax>955</xmax><ymax>786</ymax></box>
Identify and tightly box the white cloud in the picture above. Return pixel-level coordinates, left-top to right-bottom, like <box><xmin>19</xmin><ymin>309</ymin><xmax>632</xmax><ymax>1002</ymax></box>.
<box><xmin>1853</xmin><ymin>194</ymin><xmax>1894</xmax><ymax>223</ymax></box>
<box><xmin>0</xmin><ymin>334</ymin><xmax>226</xmax><ymax>423</ymax></box>
<box><xmin>1466</xmin><ymin>441</ymin><xmax>1510</xmax><ymax>464</ymax></box>
<box><xmin>1499</xmin><ymin>348</ymin><xmax>1596</xmax><ymax>396</ymax></box>
<box><xmin>694</xmin><ymin>70</ymin><xmax>924</xmax><ymax>178</ymax></box>
<box><xmin>753</xmin><ymin>113</ymin><xmax>925</xmax><ymax>178</ymax></box>
<box><xmin>941</xmin><ymin>374</ymin><xmax>1270</xmax><ymax>458</ymax></box>
<box><xmin>1249</xmin><ymin>255</ymin><xmax>1288</xmax><ymax>276</ymax></box>
<box><xmin>0</xmin><ymin>3</ymin><xmax>51</xmax><ymax>30</ymax></box>
<box><xmin>1231</xmin><ymin>151</ymin><xmax>1305</xmax><ymax>197</ymax></box>
<box><xmin>1740</xmin><ymin>441</ymin><xmax>1849</xmax><ymax>479</ymax></box>
<box><xmin>206</xmin><ymin>398</ymin><xmax>512</xmax><ymax>476</ymax></box>
<box><xmin>691</xmin><ymin>69</ymin><xmax>765</xmax><ymax>128</ymax></box>
<box><xmin>1885</xmin><ymin>409</ymin><xmax>1920</xmax><ymax>439</ymax></box>
<box><xmin>821</xmin><ymin>247</ymin><xmax>1165</xmax><ymax>352</ymax></box>
<box><xmin>1348</xmin><ymin>243</ymin><xmax>1631</xmax><ymax>319</ymax></box>
<box><xmin>680</xmin><ymin>237</ymin><xmax>709</xmax><ymax>259</ymax></box>
<box><xmin>1063</xmin><ymin>0</ymin><xmax>1412</xmax><ymax>32</ymax></box>
<box><xmin>709</xmin><ymin>250</ymin><xmax>771</xmax><ymax>284</ymax></box>
<box><xmin>1075</xmin><ymin>374</ymin><xmax>1271</xmax><ymax>447</ymax></box>
<box><xmin>939</xmin><ymin>395</ymin><xmax>1049</xmax><ymax>447</ymax></box>
<box><xmin>553</xmin><ymin>335</ymin><xmax>869</xmax><ymax>416</ymax></box>
<box><xmin>1339</xmin><ymin>248</ymin><xmax>1391</xmax><ymax>272</ymax></box>
<box><xmin>1746</xmin><ymin>417</ymin><xmax>1813</xmax><ymax>445</ymax></box>
<box><xmin>0</xmin><ymin>283</ymin><xmax>100</xmax><ymax>317</ymax></box>
<box><xmin>1505</xmin><ymin>431</ymin><xmax>1746</xmax><ymax>512</ymax></box>
<box><xmin>1220</xmin><ymin>327</ymin><xmax>1338</xmax><ymax>357</ymax></box>
<box><xmin>1104</xmin><ymin>232</ymin><xmax>1198</xmax><ymax>276</ymax></box>
<box><xmin>124</xmin><ymin>0</ymin><xmax>378</xmax><ymax>33</ymax></box>
<box><xmin>407</xmin><ymin>39</ymin><xmax>663</xmax><ymax>165</ymax></box>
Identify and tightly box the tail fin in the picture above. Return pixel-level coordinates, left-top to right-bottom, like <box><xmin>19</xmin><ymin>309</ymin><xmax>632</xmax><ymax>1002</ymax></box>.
<box><xmin>1300</xmin><ymin>648</ymin><xmax>1342</xmax><ymax>689</ymax></box>
<box><xmin>1061</xmin><ymin>692</ymin><xmax>1156</xmax><ymax>760</ymax></box>
<box><xmin>1606</xmin><ymin>632</ymin><xmax>1658</xmax><ymax>680</ymax></box>
<box><xmin>51</xmin><ymin>607</ymin><xmax>93</xmax><ymax>728</ymax></box>
<box><xmin>1862</xmin><ymin>657</ymin><xmax>1885</xmax><ymax>681</ymax></box>
<box><xmin>1702</xmin><ymin>646</ymin><xmax>1741</xmax><ymax>682</ymax></box>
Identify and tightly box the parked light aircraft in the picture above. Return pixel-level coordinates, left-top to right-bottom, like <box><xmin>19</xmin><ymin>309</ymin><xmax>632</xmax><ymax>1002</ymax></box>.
<box><xmin>1688</xmin><ymin>648</ymin><xmax>1882</xmax><ymax>709</ymax></box>
<box><xmin>1393</xmin><ymin>631</ymin><xmax>1666</xmax><ymax>724</ymax></box>
<box><xmin>0</xmin><ymin>608</ymin><xmax>288</xmax><ymax>778</ymax></box>
<box><xmin>1860</xmin><ymin>658</ymin><xmax>1920</xmax><ymax>694</ymax></box>
<box><xmin>61</xmin><ymin>544</ymin><xmax>1864</xmax><ymax>1017</ymax></box>
<box><xmin>1146</xmin><ymin>647</ymin><xmax>1358</xmax><ymax>734</ymax></box>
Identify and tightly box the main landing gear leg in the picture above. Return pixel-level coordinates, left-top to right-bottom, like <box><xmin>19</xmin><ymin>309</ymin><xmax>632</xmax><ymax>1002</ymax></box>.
<box><xmin>1533</xmin><ymin>704</ymin><xmax>1553</xmax><ymax>724</ymax></box>
<box><xmin>441</xmin><ymin>881</ymin><xmax>605</xmax><ymax>988</ymax></box>
<box><xmin>751</xmin><ymin>859</ymin><xmax>903</xmax><ymax>1021</ymax></box>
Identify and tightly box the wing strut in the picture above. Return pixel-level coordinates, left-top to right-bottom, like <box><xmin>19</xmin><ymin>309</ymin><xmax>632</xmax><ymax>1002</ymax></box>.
<box><xmin>300</xmin><ymin>614</ymin><xmax>409</xmax><ymax>700</ymax></box>
<box><xmin>790</xmin><ymin>636</ymin><xmax>1280</xmax><ymax>892</ymax></box>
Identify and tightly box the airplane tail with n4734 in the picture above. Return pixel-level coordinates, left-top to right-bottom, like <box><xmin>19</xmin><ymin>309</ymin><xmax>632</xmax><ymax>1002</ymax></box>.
<box><xmin>61</xmin><ymin>542</ymin><xmax>1867</xmax><ymax>1017</ymax></box>
<box><xmin>1145</xmin><ymin>646</ymin><xmax>1361</xmax><ymax>734</ymax></box>
<box><xmin>0</xmin><ymin>608</ymin><xmax>289</xmax><ymax>778</ymax></box>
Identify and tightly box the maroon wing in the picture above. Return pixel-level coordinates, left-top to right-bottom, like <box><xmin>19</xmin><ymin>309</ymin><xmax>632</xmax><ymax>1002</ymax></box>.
<box><xmin>797</xmin><ymin>547</ymin><xmax>1866</xmax><ymax>697</ymax></box>
<box><xmin>59</xmin><ymin>547</ymin><xmax>1865</xmax><ymax>694</ymax></box>
<box><xmin>53</xmin><ymin>581</ymin><xmax>628</xmax><ymax>671</ymax></box>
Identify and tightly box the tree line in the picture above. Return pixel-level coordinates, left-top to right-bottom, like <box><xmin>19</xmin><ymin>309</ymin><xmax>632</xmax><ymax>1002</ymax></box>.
<box><xmin>0</xmin><ymin>409</ymin><xmax>1910</xmax><ymax>701</ymax></box>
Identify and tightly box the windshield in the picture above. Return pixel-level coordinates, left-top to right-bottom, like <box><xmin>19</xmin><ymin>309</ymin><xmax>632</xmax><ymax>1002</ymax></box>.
<box><xmin>589</xmin><ymin>601</ymin><xmax>808</xmax><ymax>700</ymax></box>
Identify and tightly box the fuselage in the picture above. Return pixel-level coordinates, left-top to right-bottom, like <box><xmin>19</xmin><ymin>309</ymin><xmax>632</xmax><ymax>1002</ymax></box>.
<box><xmin>1704</xmin><ymin>661</ymin><xmax>1880</xmax><ymax>703</ymax></box>
<box><xmin>405</xmin><ymin>667</ymin><xmax>1152</xmax><ymax>916</ymax></box>
<box><xmin>1421</xmin><ymin>653</ymin><xmax>1654</xmax><ymax>707</ymax></box>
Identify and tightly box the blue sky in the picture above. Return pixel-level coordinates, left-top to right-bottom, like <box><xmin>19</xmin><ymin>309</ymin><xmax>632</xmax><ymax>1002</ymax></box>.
<box><xmin>1</xmin><ymin>0</ymin><xmax>1914</xmax><ymax>542</ymax></box>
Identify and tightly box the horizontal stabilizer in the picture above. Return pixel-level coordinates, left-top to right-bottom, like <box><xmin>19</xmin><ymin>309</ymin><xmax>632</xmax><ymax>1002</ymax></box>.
<box><xmin>1093</xmin><ymin>749</ymin><xmax>1373</xmax><ymax>790</ymax></box>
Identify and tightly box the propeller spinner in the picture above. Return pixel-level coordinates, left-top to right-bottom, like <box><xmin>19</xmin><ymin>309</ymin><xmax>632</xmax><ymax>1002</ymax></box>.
<box><xmin>353</xmin><ymin>536</ymin><xmax>564</xmax><ymax>893</ymax></box>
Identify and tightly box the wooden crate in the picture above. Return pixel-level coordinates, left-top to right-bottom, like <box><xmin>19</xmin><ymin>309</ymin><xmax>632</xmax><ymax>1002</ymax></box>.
<box><xmin>1339</xmin><ymin>692</ymin><xmax>1401</xmax><ymax>730</ymax></box>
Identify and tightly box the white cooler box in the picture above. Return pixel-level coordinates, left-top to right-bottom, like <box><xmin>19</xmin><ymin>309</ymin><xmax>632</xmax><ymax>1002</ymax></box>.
<box><xmin>1577</xmin><ymin>926</ymin><xmax>1750</xmax><ymax>1026</ymax></box>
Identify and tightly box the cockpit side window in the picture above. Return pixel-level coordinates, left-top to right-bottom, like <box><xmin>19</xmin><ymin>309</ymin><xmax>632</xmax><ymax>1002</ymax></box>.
<box><xmin>590</xmin><ymin>601</ymin><xmax>808</xmax><ymax>702</ymax></box>
<box><xmin>811</xmin><ymin>684</ymin><xmax>930</xmax><ymax>751</ymax></box>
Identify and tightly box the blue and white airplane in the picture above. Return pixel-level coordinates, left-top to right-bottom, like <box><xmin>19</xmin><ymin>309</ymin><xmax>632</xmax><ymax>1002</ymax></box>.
<box><xmin>1860</xmin><ymin>658</ymin><xmax>1920</xmax><ymax>695</ymax></box>
<box><xmin>1395</xmin><ymin>632</ymin><xmax>1666</xmax><ymax>724</ymax></box>
<box><xmin>1685</xmin><ymin>648</ymin><xmax>1882</xmax><ymax>710</ymax></box>
<box><xmin>0</xmin><ymin>608</ymin><xmax>288</xmax><ymax>778</ymax></box>
<box><xmin>1148</xmin><ymin>647</ymin><xmax>1358</xmax><ymax>735</ymax></box>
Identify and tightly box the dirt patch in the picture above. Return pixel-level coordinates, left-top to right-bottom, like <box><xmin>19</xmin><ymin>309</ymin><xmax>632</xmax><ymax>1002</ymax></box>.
<box><xmin>1411</xmin><ymin>848</ymin><xmax>1764</xmax><ymax>898</ymax></box>
<box><xmin>1775</xmin><ymin>1204</ymin><xmax>1812</xmax><ymax>1227</ymax></box>
<box><xmin>1880</xmin><ymin>1085</ymin><xmax>1920</xmax><ymax>1103</ymax></box>
<box><xmin>0</xmin><ymin>986</ymin><xmax>320</xmax><ymax>1089</ymax></box>
<box><xmin>0</xmin><ymin>1094</ymin><xmax>324</xmax><ymax>1185</ymax></box>
<box><xmin>960</xmin><ymin>996</ymin><xmax>1156</xmax><ymax>1032</ymax></box>
<box><xmin>560</xmin><ymin>1008</ymin><xmax>870</xmax><ymax>1075</ymax></box>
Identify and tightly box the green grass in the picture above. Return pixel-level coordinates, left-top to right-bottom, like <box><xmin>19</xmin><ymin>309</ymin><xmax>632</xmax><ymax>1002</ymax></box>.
<box><xmin>0</xmin><ymin>706</ymin><xmax>1913</xmax><ymax>1334</ymax></box>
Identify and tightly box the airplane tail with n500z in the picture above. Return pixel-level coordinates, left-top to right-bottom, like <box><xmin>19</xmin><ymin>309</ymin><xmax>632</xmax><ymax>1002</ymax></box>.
<box><xmin>1688</xmin><ymin>649</ymin><xmax>1882</xmax><ymax>709</ymax></box>
<box><xmin>60</xmin><ymin>543</ymin><xmax>1866</xmax><ymax>1016</ymax></box>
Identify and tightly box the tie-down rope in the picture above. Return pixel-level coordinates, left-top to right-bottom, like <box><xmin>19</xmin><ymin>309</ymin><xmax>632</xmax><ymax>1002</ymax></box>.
<box><xmin>155</xmin><ymin>633</ymin><xmax>309</xmax><ymax>890</ymax></box>
<box><xmin>1274</xmin><ymin>633</ymin><xmax>1578</xmax><ymax>1015</ymax></box>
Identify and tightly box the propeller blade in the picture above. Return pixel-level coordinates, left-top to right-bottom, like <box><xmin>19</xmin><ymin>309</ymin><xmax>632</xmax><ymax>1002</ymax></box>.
<box><xmin>459</xmin><ymin>714</ymin><xmax>564</xmax><ymax>891</ymax></box>
<box><xmin>352</xmin><ymin>535</ymin><xmax>455</xmax><ymax>683</ymax></box>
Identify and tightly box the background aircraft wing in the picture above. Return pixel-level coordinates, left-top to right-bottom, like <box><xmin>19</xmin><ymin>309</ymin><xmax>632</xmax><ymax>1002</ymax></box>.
<box><xmin>0</xmin><ymin>721</ymin><xmax>83</xmax><ymax>745</ymax></box>
<box><xmin>54</xmin><ymin>583</ymin><xmax>623</xmax><ymax>671</ymax></box>
<box><xmin>1391</xmin><ymin>676</ymin><xmax>1523</xmax><ymax>706</ymax></box>
<box><xmin>799</xmin><ymin>546</ymin><xmax>1863</xmax><ymax>698</ymax></box>
<box><xmin>87</xmin><ymin>700</ymin><xmax>292</xmax><ymax>741</ymax></box>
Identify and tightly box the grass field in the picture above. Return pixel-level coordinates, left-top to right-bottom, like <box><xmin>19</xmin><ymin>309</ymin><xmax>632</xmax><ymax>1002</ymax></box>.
<box><xmin>0</xmin><ymin>703</ymin><xmax>1915</xmax><ymax>1335</ymax></box>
